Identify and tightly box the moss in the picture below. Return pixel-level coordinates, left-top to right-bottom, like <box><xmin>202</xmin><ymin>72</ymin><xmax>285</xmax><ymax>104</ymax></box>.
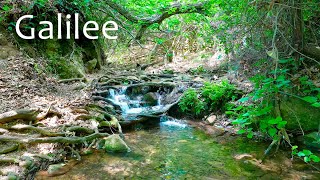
<box><xmin>48</xmin><ymin>57</ymin><xmax>84</xmax><ymax>79</ymax></box>
<box><xmin>279</xmin><ymin>96</ymin><xmax>320</xmax><ymax>132</ymax></box>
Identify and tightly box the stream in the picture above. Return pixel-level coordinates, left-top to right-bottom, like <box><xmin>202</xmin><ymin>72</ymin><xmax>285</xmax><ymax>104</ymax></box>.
<box><xmin>49</xmin><ymin>84</ymin><xmax>320</xmax><ymax>179</ymax></box>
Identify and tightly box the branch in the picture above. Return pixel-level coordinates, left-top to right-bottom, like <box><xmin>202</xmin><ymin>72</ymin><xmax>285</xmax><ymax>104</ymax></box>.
<box><xmin>104</xmin><ymin>0</ymin><xmax>210</xmax><ymax>39</ymax></box>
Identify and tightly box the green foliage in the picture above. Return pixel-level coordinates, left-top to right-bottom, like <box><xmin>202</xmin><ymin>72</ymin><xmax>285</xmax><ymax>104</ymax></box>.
<box><xmin>189</xmin><ymin>66</ymin><xmax>207</xmax><ymax>75</ymax></box>
<box><xmin>47</xmin><ymin>57</ymin><xmax>83</xmax><ymax>79</ymax></box>
<box><xmin>179</xmin><ymin>89</ymin><xmax>206</xmax><ymax>116</ymax></box>
<box><xmin>179</xmin><ymin>80</ymin><xmax>238</xmax><ymax>117</ymax></box>
<box><xmin>229</xmin><ymin>61</ymin><xmax>320</xmax><ymax>163</ymax></box>
<box><xmin>292</xmin><ymin>146</ymin><xmax>320</xmax><ymax>163</ymax></box>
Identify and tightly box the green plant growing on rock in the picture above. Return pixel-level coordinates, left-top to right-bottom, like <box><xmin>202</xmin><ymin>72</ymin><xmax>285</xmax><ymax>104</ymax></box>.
<box><xmin>179</xmin><ymin>80</ymin><xmax>238</xmax><ymax>117</ymax></box>
<box><xmin>179</xmin><ymin>89</ymin><xmax>206</xmax><ymax>117</ymax></box>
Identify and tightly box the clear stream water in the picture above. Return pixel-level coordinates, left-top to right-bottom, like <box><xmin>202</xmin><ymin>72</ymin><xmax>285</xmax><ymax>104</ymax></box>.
<box><xmin>50</xmin><ymin>87</ymin><xmax>319</xmax><ymax>179</ymax></box>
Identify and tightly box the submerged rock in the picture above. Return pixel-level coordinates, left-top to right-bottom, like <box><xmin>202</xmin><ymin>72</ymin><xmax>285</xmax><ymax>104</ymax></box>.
<box><xmin>104</xmin><ymin>134</ymin><xmax>131</xmax><ymax>153</ymax></box>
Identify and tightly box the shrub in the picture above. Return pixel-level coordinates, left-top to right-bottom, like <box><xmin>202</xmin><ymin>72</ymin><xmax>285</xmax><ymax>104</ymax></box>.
<box><xmin>179</xmin><ymin>80</ymin><xmax>239</xmax><ymax>117</ymax></box>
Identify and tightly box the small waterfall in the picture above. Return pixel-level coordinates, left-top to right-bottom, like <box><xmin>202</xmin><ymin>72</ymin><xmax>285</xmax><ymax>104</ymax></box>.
<box><xmin>108</xmin><ymin>88</ymin><xmax>130</xmax><ymax>113</ymax></box>
<box><xmin>156</xmin><ymin>93</ymin><xmax>162</xmax><ymax>106</ymax></box>
<box><xmin>106</xmin><ymin>86</ymin><xmax>167</xmax><ymax>120</ymax></box>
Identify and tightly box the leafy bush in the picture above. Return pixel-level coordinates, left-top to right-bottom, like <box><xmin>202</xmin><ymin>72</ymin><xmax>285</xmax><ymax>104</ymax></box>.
<box><xmin>229</xmin><ymin>67</ymin><xmax>320</xmax><ymax>163</ymax></box>
<box><xmin>179</xmin><ymin>89</ymin><xmax>206</xmax><ymax>116</ymax></box>
<box><xmin>179</xmin><ymin>80</ymin><xmax>239</xmax><ymax>117</ymax></box>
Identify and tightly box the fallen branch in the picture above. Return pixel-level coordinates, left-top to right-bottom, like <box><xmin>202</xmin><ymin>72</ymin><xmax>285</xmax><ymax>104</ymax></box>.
<box><xmin>0</xmin><ymin>132</ymin><xmax>110</xmax><ymax>144</ymax></box>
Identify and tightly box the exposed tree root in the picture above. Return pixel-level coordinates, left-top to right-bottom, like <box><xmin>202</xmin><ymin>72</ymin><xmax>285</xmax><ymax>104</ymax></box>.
<box><xmin>9</xmin><ymin>124</ymin><xmax>65</xmax><ymax>137</ymax></box>
<box><xmin>0</xmin><ymin>109</ymin><xmax>41</xmax><ymax>124</ymax></box>
<box><xmin>0</xmin><ymin>143</ymin><xmax>19</xmax><ymax>154</ymax></box>
<box><xmin>66</xmin><ymin>126</ymin><xmax>94</xmax><ymax>135</ymax></box>
<box><xmin>58</xmin><ymin>78</ymin><xmax>87</xmax><ymax>83</ymax></box>
<box><xmin>0</xmin><ymin>157</ymin><xmax>19</xmax><ymax>164</ymax></box>
<box><xmin>0</xmin><ymin>132</ymin><xmax>110</xmax><ymax>144</ymax></box>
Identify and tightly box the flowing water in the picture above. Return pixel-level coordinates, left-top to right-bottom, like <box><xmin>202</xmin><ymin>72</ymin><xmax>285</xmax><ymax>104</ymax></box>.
<box><xmin>49</xmin><ymin>86</ymin><xmax>320</xmax><ymax>179</ymax></box>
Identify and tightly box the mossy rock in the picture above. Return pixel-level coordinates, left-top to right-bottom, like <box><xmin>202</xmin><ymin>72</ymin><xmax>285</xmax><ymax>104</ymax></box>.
<box><xmin>303</xmin><ymin>132</ymin><xmax>320</xmax><ymax>149</ymax></box>
<box><xmin>104</xmin><ymin>134</ymin><xmax>131</xmax><ymax>153</ymax></box>
<box><xmin>143</xmin><ymin>92</ymin><xmax>158</xmax><ymax>106</ymax></box>
<box><xmin>279</xmin><ymin>96</ymin><xmax>320</xmax><ymax>132</ymax></box>
<box><xmin>49</xmin><ymin>57</ymin><xmax>84</xmax><ymax>79</ymax></box>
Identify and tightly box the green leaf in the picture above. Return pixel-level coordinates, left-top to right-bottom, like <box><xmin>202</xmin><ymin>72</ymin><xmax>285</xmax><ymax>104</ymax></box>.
<box><xmin>312</xmin><ymin>102</ymin><xmax>320</xmax><ymax>108</ymax></box>
<box><xmin>247</xmin><ymin>131</ymin><xmax>253</xmax><ymax>139</ymax></box>
<box><xmin>277</xmin><ymin>121</ymin><xmax>287</xmax><ymax>129</ymax></box>
<box><xmin>268</xmin><ymin>118</ymin><xmax>279</xmax><ymax>125</ymax></box>
<box><xmin>302</xmin><ymin>96</ymin><xmax>318</xmax><ymax>103</ymax></box>
<box><xmin>310</xmin><ymin>155</ymin><xmax>320</xmax><ymax>162</ymax></box>
<box><xmin>292</xmin><ymin>145</ymin><xmax>298</xmax><ymax>150</ymax></box>
<box><xmin>2</xmin><ymin>5</ymin><xmax>10</xmax><ymax>11</ymax></box>
<box><xmin>302</xmin><ymin>149</ymin><xmax>312</xmax><ymax>156</ymax></box>
<box><xmin>304</xmin><ymin>156</ymin><xmax>310</xmax><ymax>162</ymax></box>
<box><xmin>268</xmin><ymin>128</ymin><xmax>277</xmax><ymax>137</ymax></box>
<box><xmin>297</xmin><ymin>151</ymin><xmax>305</xmax><ymax>157</ymax></box>
<box><xmin>237</xmin><ymin>129</ymin><xmax>246</xmax><ymax>134</ymax></box>
<box><xmin>239</xmin><ymin>97</ymin><xmax>249</xmax><ymax>103</ymax></box>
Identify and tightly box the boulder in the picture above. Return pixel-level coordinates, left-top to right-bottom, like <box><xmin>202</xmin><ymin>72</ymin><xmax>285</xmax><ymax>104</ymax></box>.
<box><xmin>103</xmin><ymin>134</ymin><xmax>131</xmax><ymax>153</ymax></box>
<box><xmin>279</xmin><ymin>96</ymin><xmax>320</xmax><ymax>132</ymax></box>
<box><xmin>303</xmin><ymin>132</ymin><xmax>320</xmax><ymax>149</ymax></box>
<box><xmin>143</xmin><ymin>92</ymin><xmax>158</xmax><ymax>106</ymax></box>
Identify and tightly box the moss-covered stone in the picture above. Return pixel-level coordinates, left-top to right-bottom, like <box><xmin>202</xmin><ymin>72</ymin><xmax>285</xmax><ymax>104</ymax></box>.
<box><xmin>143</xmin><ymin>92</ymin><xmax>158</xmax><ymax>106</ymax></box>
<box><xmin>303</xmin><ymin>132</ymin><xmax>320</xmax><ymax>149</ymax></box>
<box><xmin>104</xmin><ymin>134</ymin><xmax>131</xmax><ymax>153</ymax></box>
<box><xmin>279</xmin><ymin>96</ymin><xmax>320</xmax><ymax>132</ymax></box>
<box><xmin>48</xmin><ymin>57</ymin><xmax>84</xmax><ymax>79</ymax></box>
